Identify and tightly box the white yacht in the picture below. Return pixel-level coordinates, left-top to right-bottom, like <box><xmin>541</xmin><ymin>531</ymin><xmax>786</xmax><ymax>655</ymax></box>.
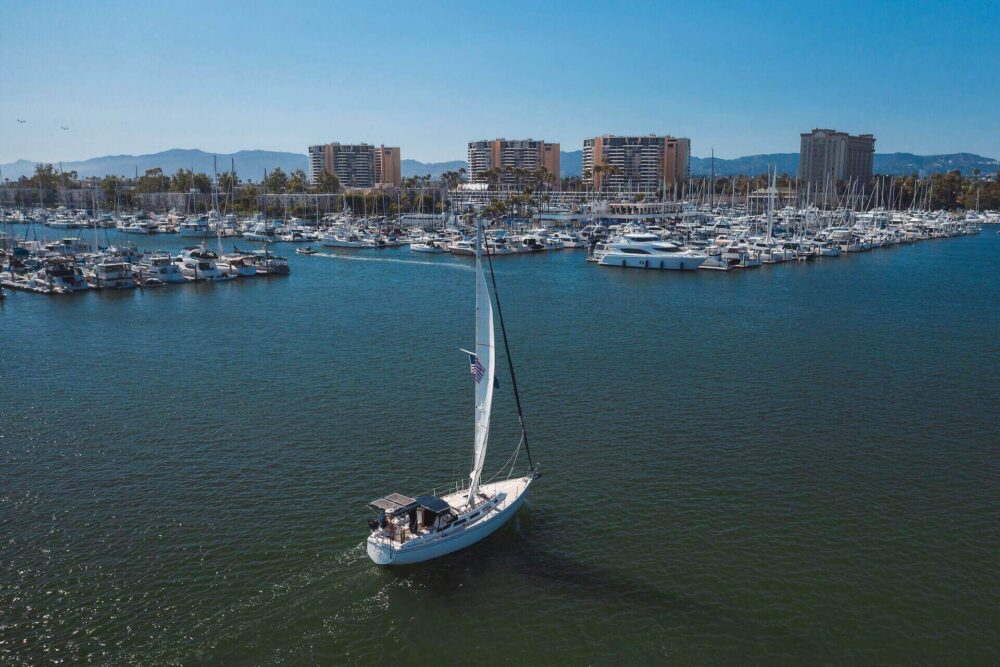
<box><xmin>447</xmin><ymin>239</ymin><xmax>477</xmax><ymax>256</ymax></box>
<box><xmin>32</xmin><ymin>260</ymin><xmax>90</xmax><ymax>293</ymax></box>
<box><xmin>120</xmin><ymin>219</ymin><xmax>155</xmax><ymax>234</ymax></box>
<box><xmin>598</xmin><ymin>232</ymin><xmax>707</xmax><ymax>271</ymax></box>
<box><xmin>410</xmin><ymin>237</ymin><xmax>447</xmax><ymax>253</ymax></box>
<box><xmin>179</xmin><ymin>217</ymin><xmax>213</xmax><ymax>238</ymax></box>
<box><xmin>175</xmin><ymin>246</ymin><xmax>227</xmax><ymax>281</ymax></box>
<box><xmin>88</xmin><ymin>259</ymin><xmax>136</xmax><ymax>289</ymax></box>
<box><xmin>242</xmin><ymin>223</ymin><xmax>276</xmax><ymax>242</ymax></box>
<box><xmin>217</xmin><ymin>252</ymin><xmax>257</xmax><ymax>277</ymax></box>
<box><xmin>138</xmin><ymin>252</ymin><xmax>186</xmax><ymax>283</ymax></box>
<box><xmin>554</xmin><ymin>230</ymin><xmax>587</xmax><ymax>248</ymax></box>
<box><xmin>699</xmin><ymin>248</ymin><xmax>740</xmax><ymax>271</ymax></box>
<box><xmin>248</xmin><ymin>250</ymin><xmax>290</xmax><ymax>275</ymax></box>
<box><xmin>321</xmin><ymin>229</ymin><xmax>367</xmax><ymax>248</ymax></box>
<box><xmin>366</xmin><ymin>218</ymin><xmax>537</xmax><ymax>565</ymax></box>
<box><xmin>43</xmin><ymin>238</ymin><xmax>92</xmax><ymax>256</ymax></box>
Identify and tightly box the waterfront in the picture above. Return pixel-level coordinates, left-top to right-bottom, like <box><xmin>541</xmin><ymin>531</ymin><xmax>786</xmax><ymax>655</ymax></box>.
<box><xmin>2</xmin><ymin>231</ymin><xmax>998</xmax><ymax>663</ymax></box>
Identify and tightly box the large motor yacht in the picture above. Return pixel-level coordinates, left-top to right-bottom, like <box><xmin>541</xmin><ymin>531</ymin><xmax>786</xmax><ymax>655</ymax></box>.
<box><xmin>176</xmin><ymin>246</ymin><xmax>227</xmax><ymax>281</ymax></box>
<box><xmin>32</xmin><ymin>260</ymin><xmax>90</xmax><ymax>293</ymax></box>
<box><xmin>321</xmin><ymin>228</ymin><xmax>368</xmax><ymax>248</ymax></box>
<box><xmin>597</xmin><ymin>232</ymin><xmax>707</xmax><ymax>271</ymax></box>
<box><xmin>179</xmin><ymin>217</ymin><xmax>213</xmax><ymax>238</ymax></box>
<box><xmin>138</xmin><ymin>252</ymin><xmax>186</xmax><ymax>284</ymax></box>
<box><xmin>88</xmin><ymin>259</ymin><xmax>136</xmax><ymax>289</ymax></box>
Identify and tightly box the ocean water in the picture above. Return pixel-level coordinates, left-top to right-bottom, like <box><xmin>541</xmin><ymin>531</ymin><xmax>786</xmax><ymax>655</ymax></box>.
<box><xmin>1</xmin><ymin>228</ymin><xmax>998</xmax><ymax>664</ymax></box>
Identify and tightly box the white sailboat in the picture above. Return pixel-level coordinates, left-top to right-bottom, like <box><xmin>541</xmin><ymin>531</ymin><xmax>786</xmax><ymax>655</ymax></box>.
<box><xmin>366</xmin><ymin>218</ymin><xmax>538</xmax><ymax>565</ymax></box>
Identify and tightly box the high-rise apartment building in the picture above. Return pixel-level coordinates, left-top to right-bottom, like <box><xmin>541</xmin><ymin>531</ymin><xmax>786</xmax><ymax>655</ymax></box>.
<box><xmin>308</xmin><ymin>143</ymin><xmax>401</xmax><ymax>188</ymax></box>
<box><xmin>798</xmin><ymin>129</ymin><xmax>875</xmax><ymax>186</ymax></box>
<box><xmin>467</xmin><ymin>139</ymin><xmax>560</xmax><ymax>188</ymax></box>
<box><xmin>582</xmin><ymin>135</ymin><xmax>690</xmax><ymax>192</ymax></box>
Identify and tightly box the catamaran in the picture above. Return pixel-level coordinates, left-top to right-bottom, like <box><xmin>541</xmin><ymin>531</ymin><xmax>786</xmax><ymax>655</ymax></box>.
<box><xmin>366</xmin><ymin>217</ymin><xmax>538</xmax><ymax>565</ymax></box>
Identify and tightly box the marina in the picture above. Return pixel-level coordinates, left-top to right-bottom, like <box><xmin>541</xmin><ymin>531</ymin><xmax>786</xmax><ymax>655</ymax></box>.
<box><xmin>2</xmin><ymin>201</ymin><xmax>993</xmax><ymax>298</ymax></box>
<box><xmin>3</xmin><ymin>225</ymin><xmax>998</xmax><ymax>663</ymax></box>
<box><xmin>5</xmin><ymin>1</ymin><xmax>1000</xmax><ymax>663</ymax></box>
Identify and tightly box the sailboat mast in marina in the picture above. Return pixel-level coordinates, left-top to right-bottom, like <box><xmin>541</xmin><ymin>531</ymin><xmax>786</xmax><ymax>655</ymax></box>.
<box><xmin>365</xmin><ymin>217</ymin><xmax>538</xmax><ymax>565</ymax></box>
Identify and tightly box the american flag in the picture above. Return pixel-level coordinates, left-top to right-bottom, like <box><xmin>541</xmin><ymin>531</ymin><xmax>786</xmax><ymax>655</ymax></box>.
<box><xmin>469</xmin><ymin>353</ymin><xmax>486</xmax><ymax>383</ymax></box>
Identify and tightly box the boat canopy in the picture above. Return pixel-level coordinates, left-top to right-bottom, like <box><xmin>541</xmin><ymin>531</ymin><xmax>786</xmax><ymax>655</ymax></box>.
<box><xmin>411</xmin><ymin>496</ymin><xmax>451</xmax><ymax>514</ymax></box>
<box><xmin>368</xmin><ymin>494</ymin><xmax>452</xmax><ymax>517</ymax></box>
<box><xmin>368</xmin><ymin>493</ymin><xmax>415</xmax><ymax>513</ymax></box>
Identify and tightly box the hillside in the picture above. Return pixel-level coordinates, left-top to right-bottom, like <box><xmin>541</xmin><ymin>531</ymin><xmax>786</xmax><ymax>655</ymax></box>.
<box><xmin>3</xmin><ymin>148</ymin><xmax>997</xmax><ymax>182</ymax></box>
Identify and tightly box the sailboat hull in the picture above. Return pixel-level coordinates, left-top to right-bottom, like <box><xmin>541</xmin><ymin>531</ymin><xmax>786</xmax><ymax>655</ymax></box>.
<box><xmin>367</xmin><ymin>477</ymin><xmax>532</xmax><ymax>565</ymax></box>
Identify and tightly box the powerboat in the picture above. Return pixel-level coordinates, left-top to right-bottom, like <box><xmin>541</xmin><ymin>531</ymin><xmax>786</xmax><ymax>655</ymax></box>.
<box><xmin>138</xmin><ymin>252</ymin><xmax>187</xmax><ymax>283</ymax></box>
<box><xmin>321</xmin><ymin>229</ymin><xmax>367</xmax><ymax>248</ymax></box>
<box><xmin>448</xmin><ymin>239</ymin><xmax>477</xmax><ymax>256</ymax></box>
<box><xmin>597</xmin><ymin>232</ymin><xmax>707</xmax><ymax>271</ymax></box>
<box><xmin>88</xmin><ymin>259</ymin><xmax>136</xmax><ymax>289</ymax></box>
<box><xmin>31</xmin><ymin>260</ymin><xmax>90</xmax><ymax>293</ymax></box>
<box><xmin>217</xmin><ymin>252</ymin><xmax>258</xmax><ymax>277</ymax></box>
<box><xmin>179</xmin><ymin>217</ymin><xmax>213</xmax><ymax>238</ymax></box>
<box><xmin>248</xmin><ymin>250</ymin><xmax>290</xmax><ymax>275</ymax></box>
<box><xmin>175</xmin><ymin>246</ymin><xmax>228</xmax><ymax>281</ymax></box>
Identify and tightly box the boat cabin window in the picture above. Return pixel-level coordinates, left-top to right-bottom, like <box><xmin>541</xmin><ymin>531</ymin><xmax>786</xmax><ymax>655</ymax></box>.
<box><xmin>619</xmin><ymin>248</ymin><xmax>650</xmax><ymax>255</ymax></box>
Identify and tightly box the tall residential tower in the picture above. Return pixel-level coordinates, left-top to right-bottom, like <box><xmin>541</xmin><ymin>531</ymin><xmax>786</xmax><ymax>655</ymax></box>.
<box><xmin>798</xmin><ymin>129</ymin><xmax>875</xmax><ymax>186</ymax></box>
<box><xmin>582</xmin><ymin>134</ymin><xmax>690</xmax><ymax>192</ymax></box>
<box><xmin>467</xmin><ymin>139</ymin><xmax>560</xmax><ymax>188</ymax></box>
<box><xmin>308</xmin><ymin>143</ymin><xmax>401</xmax><ymax>188</ymax></box>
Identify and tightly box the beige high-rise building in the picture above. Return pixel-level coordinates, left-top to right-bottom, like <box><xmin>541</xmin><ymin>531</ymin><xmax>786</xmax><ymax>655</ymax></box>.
<box><xmin>308</xmin><ymin>142</ymin><xmax>401</xmax><ymax>188</ymax></box>
<box><xmin>582</xmin><ymin>134</ymin><xmax>690</xmax><ymax>192</ymax></box>
<box><xmin>467</xmin><ymin>139</ymin><xmax>560</xmax><ymax>188</ymax></box>
<box><xmin>798</xmin><ymin>129</ymin><xmax>875</xmax><ymax>186</ymax></box>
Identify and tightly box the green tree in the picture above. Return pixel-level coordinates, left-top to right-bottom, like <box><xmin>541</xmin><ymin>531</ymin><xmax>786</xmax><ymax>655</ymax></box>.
<box><xmin>136</xmin><ymin>168</ymin><xmax>165</xmax><ymax>193</ymax></box>
<box><xmin>218</xmin><ymin>171</ymin><xmax>240</xmax><ymax>193</ymax></box>
<box><xmin>287</xmin><ymin>168</ymin><xmax>309</xmax><ymax>193</ymax></box>
<box><xmin>31</xmin><ymin>163</ymin><xmax>60</xmax><ymax>191</ymax></box>
<box><xmin>192</xmin><ymin>172</ymin><xmax>212</xmax><ymax>193</ymax></box>
<box><xmin>169</xmin><ymin>168</ymin><xmax>193</xmax><ymax>192</ymax></box>
<box><xmin>311</xmin><ymin>170</ymin><xmax>341</xmax><ymax>193</ymax></box>
<box><xmin>265</xmin><ymin>168</ymin><xmax>288</xmax><ymax>192</ymax></box>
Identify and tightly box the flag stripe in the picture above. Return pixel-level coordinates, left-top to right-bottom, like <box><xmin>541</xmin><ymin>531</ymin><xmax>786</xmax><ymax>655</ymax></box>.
<box><xmin>469</xmin><ymin>353</ymin><xmax>485</xmax><ymax>383</ymax></box>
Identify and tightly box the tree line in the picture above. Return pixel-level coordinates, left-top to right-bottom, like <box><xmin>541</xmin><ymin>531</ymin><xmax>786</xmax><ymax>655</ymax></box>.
<box><xmin>6</xmin><ymin>163</ymin><xmax>1000</xmax><ymax>212</ymax></box>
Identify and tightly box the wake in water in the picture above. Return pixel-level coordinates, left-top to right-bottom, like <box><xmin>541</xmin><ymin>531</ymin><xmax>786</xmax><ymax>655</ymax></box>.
<box><xmin>313</xmin><ymin>252</ymin><xmax>473</xmax><ymax>271</ymax></box>
<box><xmin>143</xmin><ymin>540</ymin><xmax>380</xmax><ymax>664</ymax></box>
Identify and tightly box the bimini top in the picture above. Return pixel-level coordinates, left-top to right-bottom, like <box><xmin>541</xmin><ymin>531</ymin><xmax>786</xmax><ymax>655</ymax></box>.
<box><xmin>411</xmin><ymin>495</ymin><xmax>452</xmax><ymax>515</ymax></box>
<box><xmin>368</xmin><ymin>493</ymin><xmax>452</xmax><ymax>516</ymax></box>
<box><xmin>368</xmin><ymin>493</ymin><xmax>415</xmax><ymax>513</ymax></box>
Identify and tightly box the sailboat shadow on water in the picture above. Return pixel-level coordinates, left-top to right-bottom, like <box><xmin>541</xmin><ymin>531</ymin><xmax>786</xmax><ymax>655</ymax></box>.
<box><xmin>380</xmin><ymin>509</ymin><xmax>704</xmax><ymax>619</ymax></box>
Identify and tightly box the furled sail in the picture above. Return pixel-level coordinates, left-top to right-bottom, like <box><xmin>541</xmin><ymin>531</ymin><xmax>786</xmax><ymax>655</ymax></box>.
<box><xmin>467</xmin><ymin>217</ymin><xmax>495</xmax><ymax>504</ymax></box>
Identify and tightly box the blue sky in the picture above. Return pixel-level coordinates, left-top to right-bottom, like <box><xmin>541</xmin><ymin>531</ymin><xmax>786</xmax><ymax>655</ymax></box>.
<box><xmin>1</xmin><ymin>0</ymin><xmax>998</xmax><ymax>163</ymax></box>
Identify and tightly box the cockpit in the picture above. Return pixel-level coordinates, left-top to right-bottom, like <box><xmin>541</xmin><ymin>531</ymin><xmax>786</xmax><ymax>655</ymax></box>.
<box><xmin>368</xmin><ymin>493</ymin><xmax>458</xmax><ymax>543</ymax></box>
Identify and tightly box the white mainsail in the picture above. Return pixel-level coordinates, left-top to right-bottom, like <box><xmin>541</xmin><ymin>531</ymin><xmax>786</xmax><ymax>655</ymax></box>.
<box><xmin>467</xmin><ymin>217</ymin><xmax>495</xmax><ymax>504</ymax></box>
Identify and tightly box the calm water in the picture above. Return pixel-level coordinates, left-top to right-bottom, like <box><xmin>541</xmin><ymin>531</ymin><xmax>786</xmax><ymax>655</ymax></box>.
<box><xmin>2</xmin><ymin>228</ymin><xmax>998</xmax><ymax>664</ymax></box>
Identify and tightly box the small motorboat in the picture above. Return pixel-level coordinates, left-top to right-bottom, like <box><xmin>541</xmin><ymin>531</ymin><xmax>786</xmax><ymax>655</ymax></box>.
<box><xmin>296</xmin><ymin>246</ymin><xmax>317</xmax><ymax>255</ymax></box>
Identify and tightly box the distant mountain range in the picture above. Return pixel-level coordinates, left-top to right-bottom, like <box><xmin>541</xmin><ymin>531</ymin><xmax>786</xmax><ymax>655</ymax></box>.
<box><xmin>688</xmin><ymin>152</ymin><xmax>1000</xmax><ymax>177</ymax></box>
<box><xmin>2</xmin><ymin>148</ymin><xmax>996</xmax><ymax>182</ymax></box>
<box><xmin>400</xmin><ymin>159</ymin><xmax>466</xmax><ymax>179</ymax></box>
<box><xmin>0</xmin><ymin>149</ymin><xmax>308</xmax><ymax>182</ymax></box>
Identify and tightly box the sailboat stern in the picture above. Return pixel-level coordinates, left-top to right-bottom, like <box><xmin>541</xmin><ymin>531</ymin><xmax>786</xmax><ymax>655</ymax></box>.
<box><xmin>366</xmin><ymin>535</ymin><xmax>395</xmax><ymax>565</ymax></box>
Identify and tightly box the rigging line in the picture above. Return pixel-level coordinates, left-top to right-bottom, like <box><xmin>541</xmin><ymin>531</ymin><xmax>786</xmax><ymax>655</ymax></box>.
<box><xmin>483</xmin><ymin>238</ymin><xmax>534</xmax><ymax>471</ymax></box>
<box><xmin>484</xmin><ymin>433</ymin><xmax>523</xmax><ymax>485</ymax></box>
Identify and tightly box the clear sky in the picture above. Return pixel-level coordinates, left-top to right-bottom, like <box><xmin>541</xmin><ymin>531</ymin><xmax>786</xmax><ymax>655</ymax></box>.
<box><xmin>1</xmin><ymin>0</ymin><xmax>998</xmax><ymax>164</ymax></box>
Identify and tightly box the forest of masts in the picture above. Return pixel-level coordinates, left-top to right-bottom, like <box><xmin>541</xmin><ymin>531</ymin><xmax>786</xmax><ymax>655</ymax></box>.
<box><xmin>3</xmin><ymin>162</ymin><xmax>999</xmax><ymax>218</ymax></box>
